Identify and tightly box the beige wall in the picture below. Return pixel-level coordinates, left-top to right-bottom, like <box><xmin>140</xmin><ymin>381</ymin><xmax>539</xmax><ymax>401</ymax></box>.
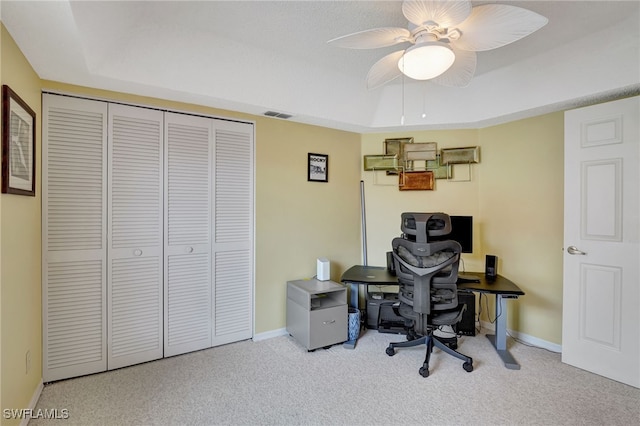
<box><xmin>479</xmin><ymin>113</ymin><xmax>564</xmax><ymax>343</ymax></box>
<box><xmin>1</xmin><ymin>25</ymin><xmax>43</xmax><ymax>425</ymax></box>
<box><xmin>254</xmin><ymin>118</ymin><xmax>362</xmax><ymax>332</ymax></box>
<box><xmin>361</xmin><ymin>114</ymin><xmax>565</xmax><ymax>344</ymax></box>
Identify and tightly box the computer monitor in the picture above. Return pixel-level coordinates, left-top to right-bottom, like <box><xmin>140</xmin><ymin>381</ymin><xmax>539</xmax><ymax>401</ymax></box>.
<box><xmin>435</xmin><ymin>215</ymin><xmax>473</xmax><ymax>253</ymax></box>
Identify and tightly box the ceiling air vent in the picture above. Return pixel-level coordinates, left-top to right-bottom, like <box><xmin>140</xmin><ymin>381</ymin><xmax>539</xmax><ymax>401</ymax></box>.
<box><xmin>264</xmin><ymin>111</ymin><xmax>292</xmax><ymax>119</ymax></box>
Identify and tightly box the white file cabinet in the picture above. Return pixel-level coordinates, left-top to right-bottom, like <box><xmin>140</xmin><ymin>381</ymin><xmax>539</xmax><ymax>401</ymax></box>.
<box><xmin>286</xmin><ymin>279</ymin><xmax>347</xmax><ymax>350</ymax></box>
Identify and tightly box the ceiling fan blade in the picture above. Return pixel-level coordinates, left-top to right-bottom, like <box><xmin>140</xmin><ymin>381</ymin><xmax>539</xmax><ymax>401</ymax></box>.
<box><xmin>366</xmin><ymin>50</ymin><xmax>405</xmax><ymax>89</ymax></box>
<box><xmin>429</xmin><ymin>48</ymin><xmax>476</xmax><ymax>87</ymax></box>
<box><xmin>402</xmin><ymin>0</ymin><xmax>471</xmax><ymax>28</ymax></box>
<box><xmin>327</xmin><ymin>27</ymin><xmax>411</xmax><ymax>49</ymax></box>
<box><xmin>454</xmin><ymin>4</ymin><xmax>548</xmax><ymax>52</ymax></box>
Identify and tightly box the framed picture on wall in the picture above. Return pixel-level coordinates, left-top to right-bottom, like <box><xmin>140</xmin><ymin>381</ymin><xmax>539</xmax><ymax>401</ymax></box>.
<box><xmin>2</xmin><ymin>85</ymin><xmax>36</xmax><ymax>196</ymax></box>
<box><xmin>308</xmin><ymin>153</ymin><xmax>328</xmax><ymax>182</ymax></box>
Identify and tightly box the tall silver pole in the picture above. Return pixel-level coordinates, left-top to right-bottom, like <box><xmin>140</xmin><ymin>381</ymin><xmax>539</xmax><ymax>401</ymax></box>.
<box><xmin>360</xmin><ymin>180</ymin><xmax>367</xmax><ymax>265</ymax></box>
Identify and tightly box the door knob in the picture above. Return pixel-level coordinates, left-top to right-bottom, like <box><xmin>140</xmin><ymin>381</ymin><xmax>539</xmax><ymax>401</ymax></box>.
<box><xmin>567</xmin><ymin>246</ymin><xmax>587</xmax><ymax>255</ymax></box>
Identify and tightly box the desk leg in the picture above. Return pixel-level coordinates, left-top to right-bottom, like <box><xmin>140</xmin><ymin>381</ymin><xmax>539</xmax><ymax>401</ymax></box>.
<box><xmin>343</xmin><ymin>283</ymin><xmax>359</xmax><ymax>349</ymax></box>
<box><xmin>485</xmin><ymin>294</ymin><xmax>520</xmax><ymax>370</ymax></box>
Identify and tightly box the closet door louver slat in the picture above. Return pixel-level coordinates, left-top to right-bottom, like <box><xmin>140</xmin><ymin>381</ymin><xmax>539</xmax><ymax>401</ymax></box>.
<box><xmin>42</xmin><ymin>95</ymin><xmax>108</xmax><ymax>382</ymax></box>
<box><xmin>108</xmin><ymin>105</ymin><xmax>164</xmax><ymax>369</ymax></box>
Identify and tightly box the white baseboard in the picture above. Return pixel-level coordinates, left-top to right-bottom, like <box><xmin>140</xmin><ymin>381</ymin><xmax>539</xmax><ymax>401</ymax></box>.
<box><xmin>254</xmin><ymin>324</ymin><xmax>563</xmax><ymax>354</ymax></box>
<box><xmin>479</xmin><ymin>320</ymin><xmax>562</xmax><ymax>353</ymax></box>
<box><xmin>21</xmin><ymin>379</ymin><xmax>44</xmax><ymax>426</ymax></box>
<box><xmin>252</xmin><ymin>328</ymin><xmax>288</xmax><ymax>342</ymax></box>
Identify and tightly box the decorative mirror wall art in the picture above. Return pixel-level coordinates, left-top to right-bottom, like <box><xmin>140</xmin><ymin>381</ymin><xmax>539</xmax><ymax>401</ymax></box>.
<box><xmin>364</xmin><ymin>138</ymin><xmax>479</xmax><ymax>189</ymax></box>
<box><xmin>384</xmin><ymin>137</ymin><xmax>413</xmax><ymax>159</ymax></box>
<box><xmin>384</xmin><ymin>137</ymin><xmax>413</xmax><ymax>175</ymax></box>
<box><xmin>363</xmin><ymin>154</ymin><xmax>398</xmax><ymax>171</ymax></box>
<box><xmin>426</xmin><ymin>154</ymin><xmax>452</xmax><ymax>179</ymax></box>
<box><xmin>399</xmin><ymin>170</ymin><xmax>434</xmax><ymax>191</ymax></box>
<box><xmin>440</xmin><ymin>146</ymin><xmax>480</xmax><ymax>164</ymax></box>
<box><xmin>403</xmin><ymin>142</ymin><xmax>437</xmax><ymax>162</ymax></box>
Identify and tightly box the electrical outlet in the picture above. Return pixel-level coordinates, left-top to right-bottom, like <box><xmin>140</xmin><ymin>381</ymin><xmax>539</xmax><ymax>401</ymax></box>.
<box><xmin>26</xmin><ymin>350</ymin><xmax>31</xmax><ymax>374</ymax></box>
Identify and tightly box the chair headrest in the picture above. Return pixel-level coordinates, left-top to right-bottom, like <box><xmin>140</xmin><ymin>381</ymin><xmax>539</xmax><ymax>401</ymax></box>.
<box><xmin>401</xmin><ymin>212</ymin><xmax>452</xmax><ymax>243</ymax></box>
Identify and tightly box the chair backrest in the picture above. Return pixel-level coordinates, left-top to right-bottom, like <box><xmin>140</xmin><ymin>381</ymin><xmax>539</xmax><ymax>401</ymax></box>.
<box><xmin>392</xmin><ymin>213</ymin><xmax>461</xmax><ymax>316</ymax></box>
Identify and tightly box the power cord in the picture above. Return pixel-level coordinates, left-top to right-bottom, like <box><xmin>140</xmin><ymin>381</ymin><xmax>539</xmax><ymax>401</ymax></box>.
<box><xmin>505</xmin><ymin>330</ymin><xmax>561</xmax><ymax>354</ymax></box>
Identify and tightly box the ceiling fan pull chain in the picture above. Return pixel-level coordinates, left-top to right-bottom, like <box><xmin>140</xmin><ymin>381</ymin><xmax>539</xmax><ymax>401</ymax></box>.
<box><xmin>401</xmin><ymin>68</ymin><xmax>406</xmax><ymax>125</ymax></box>
<box><xmin>422</xmin><ymin>82</ymin><xmax>428</xmax><ymax>119</ymax></box>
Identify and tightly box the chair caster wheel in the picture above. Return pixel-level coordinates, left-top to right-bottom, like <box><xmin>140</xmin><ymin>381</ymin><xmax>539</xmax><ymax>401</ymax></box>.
<box><xmin>386</xmin><ymin>346</ymin><xmax>396</xmax><ymax>356</ymax></box>
<box><xmin>463</xmin><ymin>362</ymin><xmax>473</xmax><ymax>372</ymax></box>
<box><xmin>419</xmin><ymin>366</ymin><xmax>430</xmax><ymax>377</ymax></box>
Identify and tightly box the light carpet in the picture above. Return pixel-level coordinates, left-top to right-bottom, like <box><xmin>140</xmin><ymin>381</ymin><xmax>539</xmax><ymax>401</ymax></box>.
<box><xmin>31</xmin><ymin>330</ymin><xmax>639</xmax><ymax>425</ymax></box>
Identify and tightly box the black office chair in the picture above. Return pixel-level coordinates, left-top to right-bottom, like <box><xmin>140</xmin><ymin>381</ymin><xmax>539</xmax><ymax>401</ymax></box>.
<box><xmin>386</xmin><ymin>213</ymin><xmax>474</xmax><ymax>377</ymax></box>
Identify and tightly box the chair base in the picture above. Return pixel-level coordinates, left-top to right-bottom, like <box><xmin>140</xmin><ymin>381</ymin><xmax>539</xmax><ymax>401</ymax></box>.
<box><xmin>386</xmin><ymin>333</ymin><xmax>474</xmax><ymax>377</ymax></box>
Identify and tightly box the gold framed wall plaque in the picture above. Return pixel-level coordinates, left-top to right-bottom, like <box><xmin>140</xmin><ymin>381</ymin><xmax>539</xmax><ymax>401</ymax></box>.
<box><xmin>426</xmin><ymin>154</ymin><xmax>452</xmax><ymax>179</ymax></box>
<box><xmin>363</xmin><ymin>154</ymin><xmax>398</xmax><ymax>171</ymax></box>
<box><xmin>384</xmin><ymin>137</ymin><xmax>413</xmax><ymax>158</ymax></box>
<box><xmin>440</xmin><ymin>146</ymin><xmax>480</xmax><ymax>164</ymax></box>
<box><xmin>384</xmin><ymin>137</ymin><xmax>413</xmax><ymax>174</ymax></box>
<box><xmin>403</xmin><ymin>142</ymin><xmax>437</xmax><ymax>161</ymax></box>
<box><xmin>398</xmin><ymin>170</ymin><xmax>434</xmax><ymax>190</ymax></box>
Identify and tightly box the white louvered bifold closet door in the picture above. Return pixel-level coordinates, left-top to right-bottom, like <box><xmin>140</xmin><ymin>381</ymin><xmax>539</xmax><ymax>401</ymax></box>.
<box><xmin>42</xmin><ymin>94</ymin><xmax>108</xmax><ymax>382</ymax></box>
<box><xmin>212</xmin><ymin>120</ymin><xmax>254</xmax><ymax>345</ymax></box>
<box><xmin>107</xmin><ymin>104</ymin><xmax>164</xmax><ymax>369</ymax></box>
<box><xmin>164</xmin><ymin>112</ymin><xmax>213</xmax><ymax>357</ymax></box>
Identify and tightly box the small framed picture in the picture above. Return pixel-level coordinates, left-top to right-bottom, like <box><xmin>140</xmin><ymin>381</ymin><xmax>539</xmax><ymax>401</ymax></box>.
<box><xmin>2</xmin><ymin>85</ymin><xmax>36</xmax><ymax>196</ymax></box>
<box><xmin>308</xmin><ymin>153</ymin><xmax>328</xmax><ymax>182</ymax></box>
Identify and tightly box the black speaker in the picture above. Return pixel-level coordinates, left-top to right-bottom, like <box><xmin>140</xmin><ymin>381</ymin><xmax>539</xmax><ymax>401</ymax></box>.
<box><xmin>485</xmin><ymin>255</ymin><xmax>498</xmax><ymax>281</ymax></box>
<box><xmin>456</xmin><ymin>291</ymin><xmax>476</xmax><ymax>336</ymax></box>
<box><xmin>386</xmin><ymin>251</ymin><xmax>396</xmax><ymax>275</ymax></box>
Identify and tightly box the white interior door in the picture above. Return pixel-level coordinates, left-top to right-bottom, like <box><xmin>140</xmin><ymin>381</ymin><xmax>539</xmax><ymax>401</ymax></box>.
<box><xmin>562</xmin><ymin>96</ymin><xmax>639</xmax><ymax>388</ymax></box>
<box><xmin>107</xmin><ymin>104</ymin><xmax>164</xmax><ymax>369</ymax></box>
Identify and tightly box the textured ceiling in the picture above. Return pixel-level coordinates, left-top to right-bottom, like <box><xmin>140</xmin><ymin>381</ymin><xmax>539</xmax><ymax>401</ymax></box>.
<box><xmin>1</xmin><ymin>1</ymin><xmax>639</xmax><ymax>133</ymax></box>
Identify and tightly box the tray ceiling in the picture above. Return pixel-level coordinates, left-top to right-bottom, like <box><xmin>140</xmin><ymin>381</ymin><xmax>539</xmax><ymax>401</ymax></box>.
<box><xmin>1</xmin><ymin>1</ymin><xmax>639</xmax><ymax>132</ymax></box>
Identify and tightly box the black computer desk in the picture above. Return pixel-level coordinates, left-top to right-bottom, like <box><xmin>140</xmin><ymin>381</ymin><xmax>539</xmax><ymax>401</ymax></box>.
<box><xmin>340</xmin><ymin>265</ymin><xmax>525</xmax><ymax>370</ymax></box>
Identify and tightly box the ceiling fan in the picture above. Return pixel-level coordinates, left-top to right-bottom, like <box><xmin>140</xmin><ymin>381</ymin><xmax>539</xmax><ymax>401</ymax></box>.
<box><xmin>328</xmin><ymin>0</ymin><xmax>548</xmax><ymax>89</ymax></box>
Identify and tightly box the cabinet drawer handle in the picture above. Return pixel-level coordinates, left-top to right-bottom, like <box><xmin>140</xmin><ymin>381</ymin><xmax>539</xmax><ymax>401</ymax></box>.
<box><xmin>323</xmin><ymin>320</ymin><xmax>336</xmax><ymax>325</ymax></box>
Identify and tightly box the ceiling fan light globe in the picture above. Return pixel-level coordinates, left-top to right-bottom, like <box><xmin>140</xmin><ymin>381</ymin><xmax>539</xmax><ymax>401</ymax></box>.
<box><xmin>398</xmin><ymin>42</ymin><xmax>455</xmax><ymax>80</ymax></box>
